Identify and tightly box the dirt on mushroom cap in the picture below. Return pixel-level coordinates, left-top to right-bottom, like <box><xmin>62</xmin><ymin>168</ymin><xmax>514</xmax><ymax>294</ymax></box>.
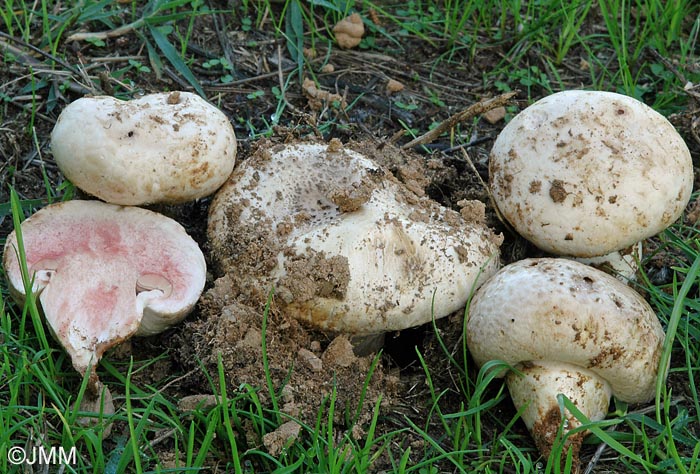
<box><xmin>489</xmin><ymin>90</ymin><xmax>693</xmax><ymax>257</ymax></box>
<box><xmin>50</xmin><ymin>92</ymin><xmax>237</xmax><ymax>206</ymax></box>
<box><xmin>467</xmin><ymin>258</ymin><xmax>665</xmax><ymax>403</ymax></box>
<box><xmin>207</xmin><ymin>138</ymin><xmax>502</xmax><ymax>334</ymax></box>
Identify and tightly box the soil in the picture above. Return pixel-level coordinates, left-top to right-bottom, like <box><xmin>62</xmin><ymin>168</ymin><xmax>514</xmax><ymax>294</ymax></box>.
<box><xmin>1</xmin><ymin>3</ymin><xmax>699</xmax><ymax>473</ymax></box>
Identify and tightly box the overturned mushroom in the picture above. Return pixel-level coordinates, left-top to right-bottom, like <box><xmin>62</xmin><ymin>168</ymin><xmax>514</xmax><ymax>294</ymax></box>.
<box><xmin>489</xmin><ymin>90</ymin><xmax>693</xmax><ymax>278</ymax></box>
<box><xmin>51</xmin><ymin>91</ymin><xmax>237</xmax><ymax>205</ymax></box>
<box><xmin>208</xmin><ymin>140</ymin><xmax>502</xmax><ymax>338</ymax></box>
<box><xmin>467</xmin><ymin>258</ymin><xmax>665</xmax><ymax>468</ymax></box>
<box><xmin>3</xmin><ymin>200</ymin><xmax>206</xmax><ymax>394</ymax></box>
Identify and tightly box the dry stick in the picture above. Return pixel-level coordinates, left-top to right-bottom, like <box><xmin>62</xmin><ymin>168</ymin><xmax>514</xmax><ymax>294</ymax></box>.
<box><xmin>400</xmin><ymin>91</ymin><xmax>517</xmax><ymax>150</ymax></box>
<box><xmin>276</xmin><ymin>44</ymin><xmax>303</xmax><ymax>117</ymax></box>
<box><xmin>0</xmin><ymin>36</ymin><xmax>93</xmax><ymax>96</ymax></box>
<box><xmin>66</xmin><ymin>18</ymin><xmax>144</xmax><ymax>42</ymax></box>
<box><xmin>648</xmin><ymin>48</ymin><xmax>700</xmax><ymax>101</ymax></box>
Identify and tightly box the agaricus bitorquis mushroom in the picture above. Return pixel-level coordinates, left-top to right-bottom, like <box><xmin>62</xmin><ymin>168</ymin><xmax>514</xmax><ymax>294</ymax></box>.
<box><xmin>208</xmin><ymin>140</ymin><xmax>502</xmax><ymax>345</ymax></box>
<box><xmin>489</xmin><ymin>90</ymin><xmax>693</xmax><ymax>279</ymax></box>
<box><xmin>467</xmin><ymin>258</ymin><xmax>666</xmax><ymax>469</ymax></box>
<box><xmin>3</xmin><ymin>200</ymin><xmax>206</xmax><ymax>396</ymax></box>
<box><xmin>50</xmin><ymin>91</ymin><xmax>237</xmax><ymax>205</ymax></box>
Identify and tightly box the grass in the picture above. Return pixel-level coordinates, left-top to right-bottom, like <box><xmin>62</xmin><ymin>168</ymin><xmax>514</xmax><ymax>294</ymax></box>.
<box><xmin>1</xmin><ymin>0</ymin><xmax>699</xmax><ymax>473</ymax></box>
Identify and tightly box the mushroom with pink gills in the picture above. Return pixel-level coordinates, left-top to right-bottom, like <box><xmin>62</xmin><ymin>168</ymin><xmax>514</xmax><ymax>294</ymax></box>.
<box><xmin>50</xmin><ymin>91</ymin><xmax>237</xmax><ymax>206</ymax></box>
<box><xmin>489</xmin><ymin>90</ymin><xmax>694</xmax><ymax>280</ymax></box>
<box><xmin>467</xmin><ymin>258</ymin><xmax>666</xmax><ymax>467</ymax></box>
<box><xmin>208</xmin><ymin>140</ymin><xmax>503</xmax><ymax>348</ymax></box>
<box><xmin>3</xmin><ymin>200</ymin><xmax>206</xmax><ymax>409</ymax></box>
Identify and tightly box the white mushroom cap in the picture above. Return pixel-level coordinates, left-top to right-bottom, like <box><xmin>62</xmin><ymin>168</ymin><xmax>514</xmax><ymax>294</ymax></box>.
<box><xmin>208</xmin><ymin>140</ymin><xmax>502</xmax><ymax>335</ymax></box>
<box><xmin>490</xmin><ymin>90</ymin><xmax>693</xmax><ymax>257</ymax></box>
<box><xmin>467</xmin><ymin>258</ymin><xmax>665</xmax><ymax>461</ymax></box>
<box><xmin>51</xmin><ymin>92</ymin><xmax>237</xmax><ymax>205</ymax></box>
<box><xmin>3</xmin><ymin>200</ymin><xmax>206</xmax><ymax>392</ymax></box>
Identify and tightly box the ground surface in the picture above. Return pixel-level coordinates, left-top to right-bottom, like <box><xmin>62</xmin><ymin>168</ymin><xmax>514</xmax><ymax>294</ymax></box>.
<box><xmin>1</xmin><ymin>2</ymin><xmax>700</xmax><ymax>473</ymax></box>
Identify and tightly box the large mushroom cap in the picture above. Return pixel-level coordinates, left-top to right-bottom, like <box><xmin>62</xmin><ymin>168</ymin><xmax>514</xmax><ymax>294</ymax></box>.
<box><xmin>3</xmin><ymin>200</ymin><xmax>206</xmax><ymax>391</ymax></box>
<box><xmin>208</xmin><ymin>140</ymin><xmax>502</xmax><ymax>335</ymax></box>
<box><xmin>490</xmin><ymin>90</ymin><xmax>693</xmax><ymax>257</ymax></box>
<box><xmin>51</xmin><ymin>92</ymin><xmax>237</xmax><ymax>205</ymax></box>
<box><xmin>467</xmin><ymin>258</ymin><xmax>665</xmax><ymax>462</ymax></box>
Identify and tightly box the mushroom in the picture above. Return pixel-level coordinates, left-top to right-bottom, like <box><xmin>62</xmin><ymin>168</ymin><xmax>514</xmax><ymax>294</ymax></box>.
<box><xmin>208</xmin><ymin>140</ymin><xmax>502</xmax><ymax>339</ymax></box>
<box><xmin>3</xmin><ymin>200</ymin><xmax>206</xmax><ymax>394</ymax></box>
<box><xmin>467</xmin><ymin>258</ymin><xmax>665</xmax><ymax>467</ymax></box>
<box><xmin>489</xmin><ymin>90</ymin><xmax>693</xmax><ymax>278</ymax></box>
<box><xmin>50</xmin><ymin>91</ymin><xmax>237</xmax><ymax>205</ymax></box>
<box><xmin>332</xmin><ymin>13</ymin><xmax>365</xmax><ymax>49</ymax></box>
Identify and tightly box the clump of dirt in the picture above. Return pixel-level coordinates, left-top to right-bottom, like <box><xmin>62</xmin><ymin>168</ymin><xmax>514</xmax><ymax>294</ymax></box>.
<box><xmin>174</xmin><ymin>274</ymin><xmax>398</xmax><ymax>428</ymax></box>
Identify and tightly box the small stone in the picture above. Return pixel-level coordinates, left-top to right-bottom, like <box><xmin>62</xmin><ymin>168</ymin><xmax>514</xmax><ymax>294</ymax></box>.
<box><xmin>386</xmin><ymin>79</ymin><xmax>405</xmax><ymax>94</ymax></box>
<box><xmin>263</xmin><ymin>421</ymin><xmax>301</xmax><ymax>456</ymax></box>
<box><xmin>333</xmin><ymin>13</ymin><xmax>364</xmax><ymax>49</ymax></box>
<box><xmin>177</xmin><ymin>394</ymin><xmax>218</xmax><ymax>412</ymax></box>
<box><xmin>298</xmin><ymin>348</ymin><xmax>323</xmax><ymax>371</ymax></box>
<box><xmin>483</xmin><ymin>106</ymin><xmax>506</xmax><ymax>124</ymax></box>
<box><xmin>322</xmin><ymin>335</ymin><xmax>356</xmax><ymax>368</ymax></box>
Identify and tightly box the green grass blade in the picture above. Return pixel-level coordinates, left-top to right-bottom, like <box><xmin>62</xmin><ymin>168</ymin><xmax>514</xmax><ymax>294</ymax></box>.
<box><xmin>146</xmin><ymin>23</ymin><xmax>206</xmax><ymax>97</ymax></box>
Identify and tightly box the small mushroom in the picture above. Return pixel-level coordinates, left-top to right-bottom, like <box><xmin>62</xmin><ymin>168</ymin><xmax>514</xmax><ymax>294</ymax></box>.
<box><xmin>208</xmin><ymin>140</ymin><xmax>502</xmax><ymax>337</ymax></box>
<box><xmin>333</xmin><ymin>13</ymin><xmax>364</xmax><ymax>49</ymax></box>
<box><xmin>51</xmin><ymin>91</ymin><xmax>237</xmax><ymax>205</ymax></box>
<box><xmin>489</xmin><ymin>90</ymin><xmax>693</xmax><ymax>277</ymax></box>
<box><xmin>3</xmin><ymin>200</ymin><xmax>206</xmax><ymax>394</ymax></box>
<box><xmin>467</xmin><ymin>258</ymin><xmax>665</xmax><ymax>467</ymax></box>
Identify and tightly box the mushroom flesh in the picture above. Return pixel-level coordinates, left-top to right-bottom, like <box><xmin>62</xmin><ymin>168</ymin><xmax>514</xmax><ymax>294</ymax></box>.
<box><xmin>3</xmin><ymin>200</ymin><xmax>206</xmax><ymax>393</ymax></box>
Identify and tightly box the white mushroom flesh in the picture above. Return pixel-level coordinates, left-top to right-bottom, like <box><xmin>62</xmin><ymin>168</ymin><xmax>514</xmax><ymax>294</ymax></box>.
<box><xmin>490</xmin><ymin>90</ymin><xmax>693</xmax><ymax>257</ymax></box>
<box><xmin>51</xmin><ymin>92</ymin><xmax>237</xmax><ymax>205</ymax></box>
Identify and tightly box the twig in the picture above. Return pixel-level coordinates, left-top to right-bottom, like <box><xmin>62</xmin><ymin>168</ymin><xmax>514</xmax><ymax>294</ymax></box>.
<box><xmin>648</xmin><ymin>48</ymin><xmax>700</xmax><ymax>100</ymax></box>
<box><xmin>276</xmin><ymin>44</ymin><xmax>303</xmax><ymax>117</ymax></box>
<box><xmin>66</xmin><ymin>18</ymin><xmax>144</xmax><ymax>42</ymax></box>
<box><xmin>0</xmin><ymin>35</ymin><xmax>93</xmax><ymax>95</ymax></box>
<box><xmin>401</xmin><ymin>92</ymin><xmax>517</xmax><ymax>149</ymax></box>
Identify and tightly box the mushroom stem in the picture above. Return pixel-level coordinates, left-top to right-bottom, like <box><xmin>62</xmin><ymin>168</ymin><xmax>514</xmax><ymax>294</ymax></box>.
<box><xmin>572</xmin><ymin>242</ymin><xmax>642</xmax><ymax>283</ymax></box>
<box><xmin>506</xmin><ymin>361</ymin><xmax>612</xmax><ymax>469</ymax></box>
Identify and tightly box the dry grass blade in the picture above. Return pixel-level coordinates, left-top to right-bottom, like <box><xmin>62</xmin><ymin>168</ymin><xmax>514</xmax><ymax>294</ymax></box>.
<box><xmin>401</xmin><ymin>92</ymin><xmax>518</xmax><ymax>149</ymax></box>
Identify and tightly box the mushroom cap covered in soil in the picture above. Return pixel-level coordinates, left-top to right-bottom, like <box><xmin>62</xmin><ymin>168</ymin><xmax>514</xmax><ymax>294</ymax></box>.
<box><xmin>51</xmin><ymin>91</ymin><xmax>237</xmax><ymax>205</ymax></box>
<box><xmin>467</xmin><ymin>258</ymin><xmax>665</xmax><ymax>463</ymax></box>
<box><xmin>3</xmin><ymin>200</ymin><xmax>206</xmax><ymax>392</ymax></box>
<box><xmin>208</xmin><ymin>140</ymin><xmax>502</xmax><ymax>335</ymax></box>
<box><xmin>489</xmin><ymin>90</ymin><xmax>693</xmax><ymax>258</ymax></box>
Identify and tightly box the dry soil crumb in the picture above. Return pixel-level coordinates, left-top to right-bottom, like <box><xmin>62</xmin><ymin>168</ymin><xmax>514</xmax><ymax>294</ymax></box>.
<box><xmin>174</xmin><ymin>280</ymin><xmax>395</xmax><ymax>432</ymax></box>
<box><xmin>263</xmin><ymin>421</ymin><xmax>302</xmax><ymax>456</ymax></box>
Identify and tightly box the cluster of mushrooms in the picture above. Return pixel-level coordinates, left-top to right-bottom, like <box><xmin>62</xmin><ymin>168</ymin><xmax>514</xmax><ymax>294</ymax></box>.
<box><xmin>3</xmin><ymin>91</ymin><xmax>236</xmax><ymax>412</ymax></box>
<box><xmin>2</xmin><ymin>89</ymin><xmax>694</xmax><ymax>468</ymax></box>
